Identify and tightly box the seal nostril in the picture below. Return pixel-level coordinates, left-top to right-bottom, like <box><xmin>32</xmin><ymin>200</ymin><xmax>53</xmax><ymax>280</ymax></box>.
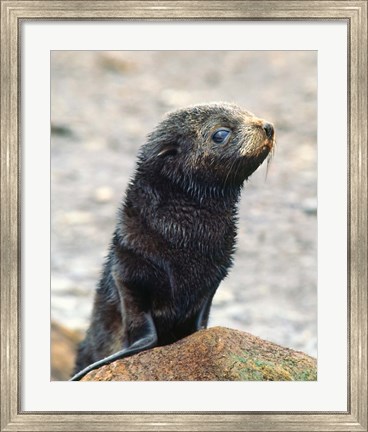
<box><xmin>263</xmin><ymin>123</ymin><xmax>274</xmax><ymax>139</ymax></box>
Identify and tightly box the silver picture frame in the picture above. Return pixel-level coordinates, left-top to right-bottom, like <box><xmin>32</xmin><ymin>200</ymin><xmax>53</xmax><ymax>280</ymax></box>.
<box><xmin>1</xmin><ymin>1</ymin><xmax>367</xmax><ymax>431</ymax></box>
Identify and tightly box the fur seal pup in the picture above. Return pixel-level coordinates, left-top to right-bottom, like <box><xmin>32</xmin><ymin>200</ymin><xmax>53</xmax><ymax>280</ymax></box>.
<box><xmin>71</xmin><ymin>102</ymin><xmax>275</xmax><ymax>381</ymax></box>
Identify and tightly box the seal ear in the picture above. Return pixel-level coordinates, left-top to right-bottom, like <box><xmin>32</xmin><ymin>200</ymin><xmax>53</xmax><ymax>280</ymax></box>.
<box><xmin>157</xmin><ymin>145</ymin><xmax>180</xmax><ymax>157</ymax></box>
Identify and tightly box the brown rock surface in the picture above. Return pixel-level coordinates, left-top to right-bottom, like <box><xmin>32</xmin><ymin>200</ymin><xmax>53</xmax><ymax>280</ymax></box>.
<box><xmin>81</xmin><ymin>327</ymin><xmax>317</xmax><ymax>381</ymax></box>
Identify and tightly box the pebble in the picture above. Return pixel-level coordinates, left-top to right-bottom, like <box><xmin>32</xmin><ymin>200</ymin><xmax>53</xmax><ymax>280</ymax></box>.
<box><xmin>94</xmin><ymin>186</ymin><xmax>114</xmax><ymax>203</ymax></box>
<box><xmin>63</xmin><ymin>211</ymin><xmax>93</xmax><ymax>225</ymax></box>
<box><xmin>302</xmin><ymin>197</ymin><xmax>318</xmax><ymax>215</ymax></box>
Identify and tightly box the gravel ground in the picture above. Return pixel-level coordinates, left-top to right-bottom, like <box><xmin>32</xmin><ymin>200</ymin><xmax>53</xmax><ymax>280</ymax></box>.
<box><xmin>51</xmin><ymin>51</ymin><xmax>317</xmax><ymax>357</ymax></box>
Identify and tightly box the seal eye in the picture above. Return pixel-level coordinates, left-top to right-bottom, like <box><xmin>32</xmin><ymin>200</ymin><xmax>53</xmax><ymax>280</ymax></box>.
<box><xmin>212</xmin><ymin>129</ymin><xmax>230</xmax><ymax>144</ymax></box>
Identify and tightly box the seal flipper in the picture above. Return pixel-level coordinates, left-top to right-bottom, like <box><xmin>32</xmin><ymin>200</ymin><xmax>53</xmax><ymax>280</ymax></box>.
<box><xmin>70</xmin><ymin>312</ymin><xmax>157</xmax><ymax>381</ymax></box>
<box><xmin>194</xmin><ymin>290</ymin><xmax>218</xmax><ymax>331</ymax></box>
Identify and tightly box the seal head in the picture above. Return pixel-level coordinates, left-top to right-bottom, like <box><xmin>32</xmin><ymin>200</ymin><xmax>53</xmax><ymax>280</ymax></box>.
<box><xmin>138</xmin><ymin>102</ymin><xmax>275</xmax><ymax>194</ymax></box>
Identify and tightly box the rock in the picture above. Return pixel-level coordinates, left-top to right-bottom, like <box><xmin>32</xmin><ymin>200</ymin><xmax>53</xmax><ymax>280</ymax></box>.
<box><xmin>81</xmin><ymin>327</ymin><xmax>317</xmax><ymax>381</ymax></box>
<box><xmin>302</xmin><ymin>197</ymin><xmax>318</xmax><ymax>215</ymax></box>
<box><xmin>94</xmin><ymin>186</ymin><xmax>114</xmax><ymax>203</ymax></box>
<box><xmin>51</xmin><ymin>321</ymin><xmax>82</xmax><ymax>381</ymax></box>
<box><xmin>63</xmin><ymin>210</ymin><xmax>93</xmax><ymax>225</ymax></box>
<box><xmin>51</xmin><ymin>123</ymin><xmax>73</xmax><ymax>137</ymax></box>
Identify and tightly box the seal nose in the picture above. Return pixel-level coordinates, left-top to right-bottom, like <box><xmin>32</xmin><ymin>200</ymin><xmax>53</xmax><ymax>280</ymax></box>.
<box><xmin>263</xmin><ymin>123</ymin><xmax>274</xmax><ymax>139</ymax></box>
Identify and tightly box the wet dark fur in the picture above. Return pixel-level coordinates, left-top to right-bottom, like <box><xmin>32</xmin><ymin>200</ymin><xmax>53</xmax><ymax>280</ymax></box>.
<box><xmin>72</xmin><ymin>103</ymin><xmax>274</xmax><ymax>380</ymax></box>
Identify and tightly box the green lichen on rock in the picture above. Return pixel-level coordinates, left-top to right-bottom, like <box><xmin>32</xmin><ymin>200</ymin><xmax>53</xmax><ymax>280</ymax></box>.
<box><xmin>230</xmin><ymin>351</ymin><xmax>316</xmax><ymax>381</ymax></box>
<box><xmin>232</xmin><ymin>355</ymin><xmax>293</xmax><ymax>380</ymax></box>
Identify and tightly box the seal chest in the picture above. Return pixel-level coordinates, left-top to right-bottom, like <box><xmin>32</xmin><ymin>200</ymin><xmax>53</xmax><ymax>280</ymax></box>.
<box><xmin>71</xmin><ymin>102</ymin><xmax>275</xmax><ymax>381</ymax></box>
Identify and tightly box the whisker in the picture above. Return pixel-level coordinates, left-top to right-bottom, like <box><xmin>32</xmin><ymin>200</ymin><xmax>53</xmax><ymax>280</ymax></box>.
<box><xmin>265</xmin><ymin>141</ymin><xmax>276</xmax><ymax>181</ymax></box>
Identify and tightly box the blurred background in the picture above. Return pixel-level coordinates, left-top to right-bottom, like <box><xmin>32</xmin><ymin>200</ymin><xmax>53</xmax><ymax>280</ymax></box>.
<box><xmin>51</xmin><ymin>51</ymin><xmax>317</xmax><ymax>380</ymax></box>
